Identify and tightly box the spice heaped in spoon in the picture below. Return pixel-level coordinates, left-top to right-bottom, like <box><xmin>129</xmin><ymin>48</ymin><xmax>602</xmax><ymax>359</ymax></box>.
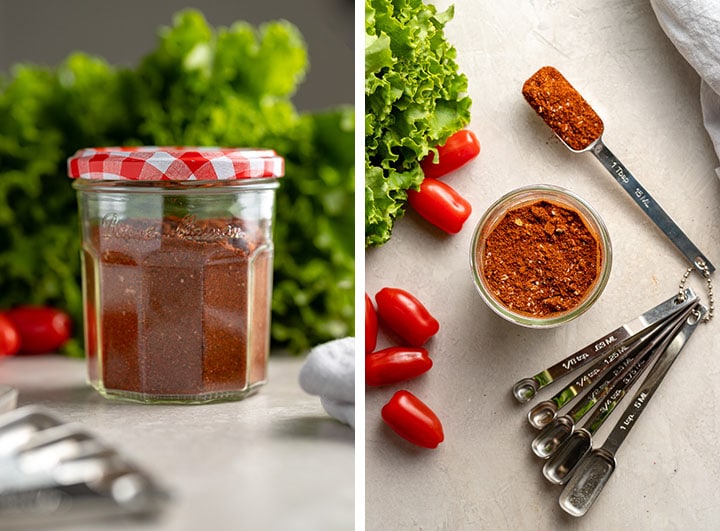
<box><xmin>522</xmin><ymin>66</ymin><xmax>715</xmax><ymax>273</ymax></box>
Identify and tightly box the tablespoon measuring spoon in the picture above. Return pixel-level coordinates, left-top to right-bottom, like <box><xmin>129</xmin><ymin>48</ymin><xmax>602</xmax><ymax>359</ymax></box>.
<box><xmin>539</xmin><ymin>304</ymin><xmax>694</xmax><ymax>478</ymax></box>
<box><xmin>512</xmin><ymin>289</ymin><xmax>696</xmax><ymax>402</ymax></box>
<box><xmin>558</xmin><ymin>303</ymin><xmax>706</xmax><ymax>517</ymax></box>
<box><xmin>522</xmin><ymin>66</ymin><xmax>714</xmax><ymax>273</ymax></box>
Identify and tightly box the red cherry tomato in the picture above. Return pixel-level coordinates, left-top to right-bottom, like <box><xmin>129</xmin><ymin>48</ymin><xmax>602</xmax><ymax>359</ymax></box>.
<box><xmin>366</xmin><ymin>346</ymin><xmax>432</xmax><ymax>386</ymax></box>
<box><xmin>0</xmin><ymin>314</ymin><xmax>21</xmax><ymax>357</ymax></box>
<box><xmin>407</xmin><ymin>177</ymin><xmax>472</xmax><ymax>234</ymax></box>
<box><xmin>375</xmin><ymin>287</ymin><xmax>439</xmax><ymax>347</ymax></box>
<box><xmin>420</xmin><ymin>129</ymin><xmax>480</xmax><ymax>179</ymax></box>
<box><xmin>381</xmin><ymin>390</ymin><xmax>444</xmax><ymax>449</ymax></box>
<box><xmin>365</xmin><ymin>293</ymin><xmax>378</xmax><ymax>354</ymax></box>
<box><xmin>5</xmin><ymin>306</ymin><xmax>72</xmax><ymax>355</ymax></box>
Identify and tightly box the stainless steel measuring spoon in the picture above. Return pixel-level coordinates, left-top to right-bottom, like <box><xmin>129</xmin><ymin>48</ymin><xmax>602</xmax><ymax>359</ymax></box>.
<box><xmin>586</xmin><ymin>140</ymin><xmax>712</xmax><ymax>273</ymax></box>
<box><xmin>0</xmin><ymin>449</ymin><xmax>166</xmax><ymax>527</ymax></box>
<box><xmin>558</xmin><ymin>303</ymin><xmax>705</xmax><ymax>517</ymax></box>
<box><xmin>0</xmin><ymin>385</ymin><xmax>17</xmax><ymax>414</ymax></box>
<box><xmin>528</xmin><ymin>338</ymin><xmax>639</xmax><ymax>431</ymax></box>
<box><xmin>523</xmin><ymin>66</ymin><xmax>714</xmax><ymax>273</ymax></box>
<box><xmin>540</xmin><ymin>304</ymin><xmax>693</xmax><ymax>482</ymax></box>
<box><xmin>0</xmin><ymin>407</ymin><xmax>167</xmax><ymax>526</ymax></box>
<box><xmin>512</xmin><ymin>289</ymin><xmax>696</xmax><ymax>402</ymax></box>
<box><xmin>1</xmin><ymin>425</ymin><xmax>108</xmax><ymax>491</ymax></box>
<box><xmin>0</xmin><ymin>407</ymin><xmax>63</xmax><ymax>458</ymax></box>
<box><xmin>530</xmin><ymin>302</ymin><xmax>695</xmax><ymax>455</ymax></box>
<box><xmin>531</xmin><ymin>339</ymin><xmax>641</xmax><ymax>455</ymax></box>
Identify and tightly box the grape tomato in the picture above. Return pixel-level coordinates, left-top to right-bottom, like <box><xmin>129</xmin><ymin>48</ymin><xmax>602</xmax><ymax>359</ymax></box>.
<box><xmin>366</xmin><ymin>346</ymin><xmax>432</xmax><ymax>386</ymax></box>
<box><xmin>374</xmin><ymin>287</ymin><xmax>439</xmax><ymax>347</ymax></box>
<box><xmin>5</xmin><ymin>306</ymin><xmax>72</xmax><ymax>354</ymax></box>
<box><xmin>381</xmin><ymin>390</ymin><xmax>444</xmax><ymax>449</ymax></box>
<box><xmin>420</xmin><ymin>129</ymin><xmax>480</xmax><ymax>179</ymax></box>
<box><xmin>407</xmin><ymin>177</ymin><xmax>472</xmax><ymax>234</ymax></box>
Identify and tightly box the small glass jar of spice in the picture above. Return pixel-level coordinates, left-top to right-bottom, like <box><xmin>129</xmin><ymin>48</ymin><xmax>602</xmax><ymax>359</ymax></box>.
<box><xmin>470</xmin><ymin>185</ymin><xmax>612</xmax><ymax>327</ymax></box>
<box><xmin>68</xmin><ymin>147</ymin><xmax>283</xmax><ymax>403</ymax></box>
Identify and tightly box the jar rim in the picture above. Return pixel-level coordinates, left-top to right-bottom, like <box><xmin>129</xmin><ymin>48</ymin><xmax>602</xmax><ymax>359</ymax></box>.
<box><xmin>67</xmin><ymin>146</ymin><xmax>284</xmax><ymax>181</ymax></box>
<box><xmin>469</xmin><ymin>184</ymin><xmax>613</xmax><ymax>328</ymax></box>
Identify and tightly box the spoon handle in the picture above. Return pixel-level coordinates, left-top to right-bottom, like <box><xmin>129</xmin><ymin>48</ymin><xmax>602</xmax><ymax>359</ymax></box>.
<box><xmin>580</xmin><ymin>305</ymin><xmax>694</xmax><ymax>435</ymax></box>
<box><xmin>511</xmin><ymin>288</ymin><xmax>697</xmax><ymax>402</ymax></box>
<box><xmin>0</xmin><ymin>385</ymin><xmax>17</xmax><ymax>414</ymax></box>
<box><xmin>551</xmin><ymin>340</ymin><xmax>636</xmax><ymax>413</ymax></box>
<box><xmin>600</xmin><ymin>303</ymin><xmax>705</xmax><ymax>456</ymax></box>
<box><xmin>591</xmin><ymin>140</ymin><xmax>714</xmax><ymax>272</ymax></box>
<box><xmin>564</xmin><ymin>337</ymin><xmax>646</xmax><ymax>423</ymax></box>
<box><xmin>559</xmin><ymin>305</ymin><xmax>705</xmax><ymax>517</ymax></box>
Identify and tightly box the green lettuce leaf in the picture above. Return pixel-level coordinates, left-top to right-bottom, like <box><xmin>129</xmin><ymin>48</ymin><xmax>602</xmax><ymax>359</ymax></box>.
<box><xmin>365</xmin><ymin>0</ymin><xmax>471</xmax><ymax>246</ymax></box>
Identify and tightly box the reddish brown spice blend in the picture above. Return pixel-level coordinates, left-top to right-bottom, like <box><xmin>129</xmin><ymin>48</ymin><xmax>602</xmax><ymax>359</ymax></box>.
<box><xmin>522</xmin><ymin>66</ymin><xmax>604</xmax><ymax>151</ymax></box>
<box><xmin>480</xmin><ymin>200</ymin><xmax>600</xmax><ymax>317</ymax></box>
<box><xmin>83</xmin><ymin>215</ymin><xmax>271</xmax><ymax>399</ymax></box>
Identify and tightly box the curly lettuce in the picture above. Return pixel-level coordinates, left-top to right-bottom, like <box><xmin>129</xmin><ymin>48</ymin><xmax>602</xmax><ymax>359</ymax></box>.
<box><xmin>365</xmin><ymin>0</ymin><xmax>471</xmax><ymax>246</ymax></box>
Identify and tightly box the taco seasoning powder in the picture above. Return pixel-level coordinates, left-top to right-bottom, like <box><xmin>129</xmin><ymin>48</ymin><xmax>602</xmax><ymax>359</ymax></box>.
<box><xmin>522</xmin><ymin>66</ymin><xmax>604</xmax><ymax>151</ymax></box>
<box><xmin>68</xmin><ymin>147</ymin><xmax>283</xmax><ymax>403</ymax></box>
<box><xmin>482</xmin><ymin>200</ymin><xmax>599</xmax><ymax>316</ymax></box>
<box><xmin>471</xmin><ymin>185</ymin><xmax>611</xmax><ymax>326</ymax></box>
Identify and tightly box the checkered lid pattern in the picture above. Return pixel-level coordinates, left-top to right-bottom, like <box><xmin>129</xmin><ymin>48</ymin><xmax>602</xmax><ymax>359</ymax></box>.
<box><xmin>67</xmin><ymin>147</ymin><xmax>284</xmax><ymax>181</ymax></box>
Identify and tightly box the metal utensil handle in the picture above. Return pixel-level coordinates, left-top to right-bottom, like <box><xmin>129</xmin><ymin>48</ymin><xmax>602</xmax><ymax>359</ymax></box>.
<box><xmin>512</xmin><ymin>288</ymin><xmax>697</xmax><ymax>402</ymax></box>
<box><xmin>0</xmin><ymin>386</ymin><xmax>17</xmax><ymax>414</ymax></box>
<box><xmin>601</xmin><ymin>304</ymin><xmax>705</xmax><ymax>456</ymax></box>
<box><xmin>533</xmin><ymin>288</ymin><xmax>695</xmax><ymax>385</ymax></box>
<box><xmin>591</xmin><ymin>140</ymin><xmax>715</xmax><ymax>273</ymax></box>
<box><xmin>550</xmin><ymin>341</ymin><xmax>636</xmax><ymax>412</ymax></box>
<box><xmin>581</xmin><ymin>352</ymin><xmax>651</xmax><ymax>436</ymax></box>
<box><xmin>564</xmin><ymin>339</ymin><xmax>643</xmax><ymax>421</ymax></box>
<box><xmin>568</xmin><ymin>308</ymin><xmax>692</xmax><ymax>426</ymax></box>
<box><xmin>580</xmin><ymin>305</ymin><xmax>694</xmax><ymax>434</ymax></box>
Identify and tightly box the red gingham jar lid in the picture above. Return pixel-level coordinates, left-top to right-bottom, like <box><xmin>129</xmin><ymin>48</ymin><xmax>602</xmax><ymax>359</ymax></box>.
<box><xmin>67</xmin><ymin>146</ymin><xmax>284</xmax><ymax>181</ymax></box>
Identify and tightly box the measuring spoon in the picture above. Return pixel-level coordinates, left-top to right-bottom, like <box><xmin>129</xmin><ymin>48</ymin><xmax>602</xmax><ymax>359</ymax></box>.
<box><xmin>541</xmin><ymin>304</ymin><xmax>693</xmax><ymax>482</ymax></box>
<box><xmin>2</xmin><ymin>425</ymin><xmax>107</xmax><ymax>492</ymax></box>
<box><xmin>530</xmin><ymin>338</ymin><xmax>641</xmax><ymax>455</ymax></box>
<box><xmin>512</xmin><ymin>288</ymin><xmax>696</xmax><ymax>402</ymax></box>
<box><xmin>0</xmin><ymin>385</ymin><xmax>17</xmax><ymax>414</ymax></box>
<box><xmin>522</xmin><ymin>66</ymin><xmax>714</xmax><ymax>273</ymax></box>
<box><xmin>530</xmin><ymin>302</ymin><xmax>694</xmax><ymax>455</ymax></box>
<box><xmin>0</xmin><ymin>407</ymin><xmax>62</xmax><ymax>459</ymax></box>
<box><xmin>528</xmin><ymin>338</ymin><xmax>638</xmax><ymax>430</ymax></box>
<box><xmin>558</xmin><ymin>304</ymin><xmax>705</xmax><ymax>517</ymax></box>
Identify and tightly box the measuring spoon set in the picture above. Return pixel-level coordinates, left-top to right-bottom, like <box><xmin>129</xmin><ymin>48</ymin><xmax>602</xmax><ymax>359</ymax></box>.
<box><xmin>512</xmin><ymin>290</ymin><xmax>706</xmax><ymax>516</ymax></box>
<box><xmin>0</xmin><ymin>387</ymin><xmax>166</xmax><ymax>526</ymax></box>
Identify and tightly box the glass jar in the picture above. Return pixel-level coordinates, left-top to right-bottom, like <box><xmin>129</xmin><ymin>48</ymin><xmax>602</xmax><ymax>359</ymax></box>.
<box><xmin>68</xmin><ymin>147</ymin><xmax>282</xmax><ymax>403</ymax></box>
<box><xmin>470</xmin><ymin>184</ymin><xmax>612</xmax><ymax>328</ymax></box>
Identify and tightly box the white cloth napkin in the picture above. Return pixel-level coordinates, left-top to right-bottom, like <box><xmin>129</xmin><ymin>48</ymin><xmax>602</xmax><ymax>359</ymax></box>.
<box><xmin>298</xmin><ymin>337</ymin><xmax>355</xmax><ymax>429</ymax></box>
<box><xmin>651</xmin><ymin>0</ymin><xmax>720</xmax><ymax>178</ymax></box>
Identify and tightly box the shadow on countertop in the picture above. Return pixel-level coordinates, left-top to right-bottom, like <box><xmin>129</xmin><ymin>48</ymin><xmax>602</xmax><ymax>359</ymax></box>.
<box><xmin>271</xmin><ymin>415</ymin><xmax>354</xmax><ymax>444</ymax></box>
<box><xmin>17</xmin><ymin>385</ymin><xmax>106</xmax><ymax>409</ymax></box>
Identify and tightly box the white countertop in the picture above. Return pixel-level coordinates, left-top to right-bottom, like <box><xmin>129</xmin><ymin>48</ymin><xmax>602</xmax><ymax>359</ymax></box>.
<box><xmin>0</xmin><ymin>355</ymin><xmax>354</xmax><ymax>531</ymax></box>
<box><xmin>365</xmin><ymin>1</ymin><xmax>720</xmax><ymax>529</ymax></box>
